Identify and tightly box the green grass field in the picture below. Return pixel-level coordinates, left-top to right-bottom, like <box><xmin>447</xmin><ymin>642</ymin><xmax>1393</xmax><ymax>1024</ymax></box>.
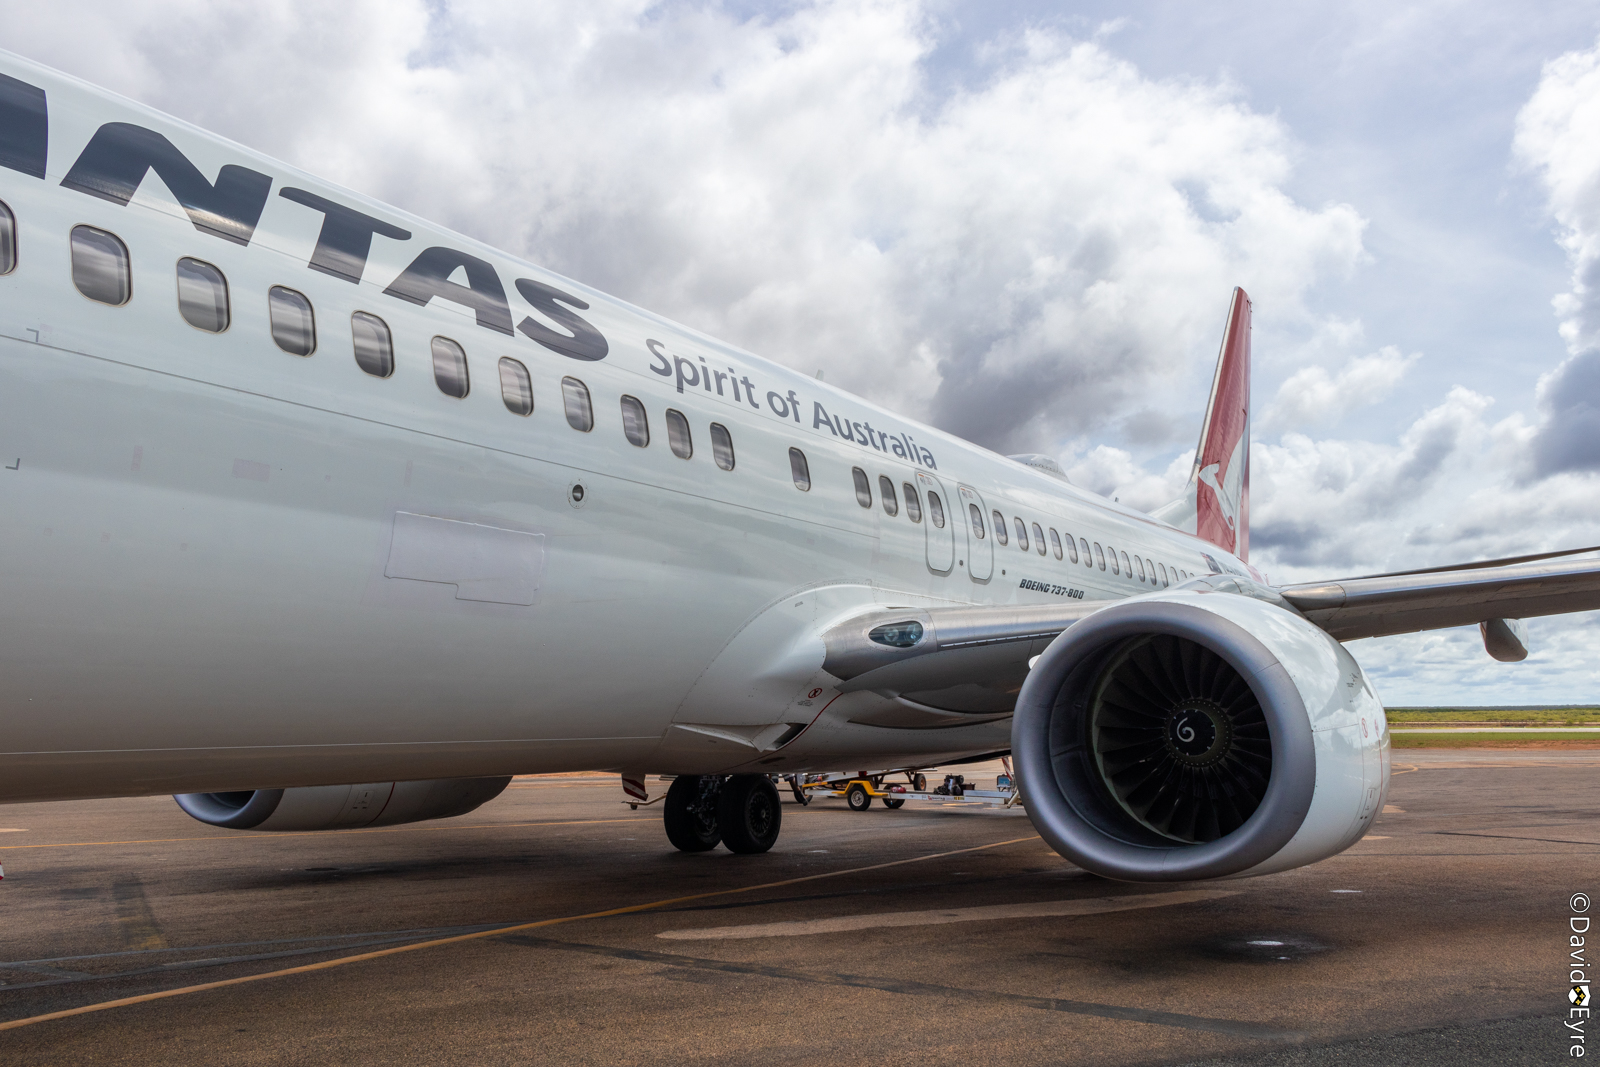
<box><xmin>1387</xmin><ymin>707</ymin><xmax>1600</xmax><ymax>725</ymax></box>
<box><xmin>1390</xmin><ymin>732</ymin><xmax>1600</xmax><ymax>748</ymax></box>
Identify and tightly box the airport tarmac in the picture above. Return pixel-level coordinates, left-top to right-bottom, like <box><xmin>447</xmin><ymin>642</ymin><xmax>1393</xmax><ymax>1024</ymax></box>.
<box><xmin>0</xmin><ymin>751</ymin><xmax>1595</xmax><ymax>1066</ymax></box>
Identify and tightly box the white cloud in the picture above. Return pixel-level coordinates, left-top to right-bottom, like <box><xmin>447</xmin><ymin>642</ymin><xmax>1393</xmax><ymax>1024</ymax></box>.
<box><xmin>6</xmin><ymin>0</ymin><xmax>1365</xmax><ymax>454</ymax></box>
<box><xmin>1514</xmin><ymin>38</ymin><xmax>1600</xmax><ymax>476</ymax></box>
<box><xmin>1065</xmin><ymin>445</ymin><xmax>1192</xmax><ymax>513</ymax></box>
<box><xmin>1260</xmin><ymin>346</ymin><xmax>1418</xmax><ymax>432</ymax></box>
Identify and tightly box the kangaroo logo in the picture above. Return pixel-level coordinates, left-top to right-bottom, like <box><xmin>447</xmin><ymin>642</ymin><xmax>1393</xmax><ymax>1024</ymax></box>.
<box><xmin>1197</xmin><ymin>414</ymin><xmax>1248</xmax><ymax>534</ymax></box>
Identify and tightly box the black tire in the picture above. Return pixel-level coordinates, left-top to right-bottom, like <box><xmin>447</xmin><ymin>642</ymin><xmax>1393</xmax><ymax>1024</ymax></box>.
<box><xmin>788</xmin><ymin>776</ymin><xmax>810</xmax><ymax>806</ymax></box>
<box><xmin>663</xmin><ymin>775</ymin><xmax>721</xmax><ymax>852</ymax></box>
<box><xmin>846</xmin><ymin>782</ymin><xmax>873</xmax><ymax>811</ymax></box>
<box><xmin>912</xmin><ymin>773</ymin><xmax>927</xmax><ymax>792</ymax></box>
<box><xmin>883</xmin><ymin>797</ymin><xmax>905</xmax><ymax>810</ymax></box>
<box><xmin>719</xmin><ymin>775</ymin><xmax>782</xmax><ymax>854</ymax></box>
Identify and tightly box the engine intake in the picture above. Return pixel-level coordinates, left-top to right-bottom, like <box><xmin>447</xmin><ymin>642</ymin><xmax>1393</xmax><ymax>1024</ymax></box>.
<box><xmin>174</xmin><ymin>777</ymin><xmax>511</xmax><ymax>832</ymax></box>
<box><xmin>1014</xmin><ymin>590</ymin><xmax>1387</xmax><ymax>882</ymax></box>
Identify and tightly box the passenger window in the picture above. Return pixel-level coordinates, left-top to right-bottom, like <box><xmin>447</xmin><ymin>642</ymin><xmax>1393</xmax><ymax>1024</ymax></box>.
<box><xmin>561</xmin><ymin>376</ymin><xmax>593</xmax><ymax>430</ymax></box>
<box><xmin>1120</xmin><ymin>550</ymin><xmax>1132</xmax><ymax>577</ymax></box>
<box><xmin>968</xmin><ymin>503</ymin><xmax>985</xmax><ymax>538</ymax></box>
<box><xmin>852</xmin><ymin>467</ymin><xmax>872</xmax><ymax>507</ymax></box>
<box><xmin>1014</xmin><ymin>518</ymin><xmax>1028</xmax><ymax>552</ymax></box>
<box><xmin>620</xmin><ymin>395</ymin><xmax>649</xmax><ymax>447</ymax></box>
<box><xmin>710</xmin><ymin>423</ymin><xmax>735</xmax><ymax>470</ymax></box>
<box><xmin>269</xmin><ymin>286</ymin><xmax>316</xmax><ymax>355</ymax></box>
<box><xmin>1108</xmin><ymin>546</ymin><xmax>1120</xmax><ymax>574</ymax></box>
<box><xmin>175</xmin><ymin>257</ymin><xmax>228</xmax><ymax>333</ymax></box>
<box><xmin>1049</xmin><ymin>528</ymin><xmax>1063</xmax><ymax>560</ymax></box>
<box><xmin>1135</xmin><ymin>555</ymin><xmax>1147</xmax><ymax>581</ymax></box>
<box><xmin>789</xmin><ymin>447</ymin><xmax>811</xmax><ymax>491</ymax></box>
<box><xmin>903</xmin><ymin>483</ymin><xmax>922</xmax><ymax>523</ymax></box>
<box><xmin>1080</xmin><ymin>538</ymin><xmax>1090</xmax><ymax>566</ymax></box>
<box><xmin>1032</xmin><ymin>523</ymin><xmax>1046</xmax><ymax>555</ymax></box>
<box><xmin>433</xmin><ymin>337</ymin><xmax>470</xmax><ymax>398</ymax></box>
<box><xmin>1093</xmin><ymin>543</ymin><xmax>1106</xmax><ymax>570</ymax></box>
<box><xmin>70</xmin><ymin>225</ymin><xmax>130</xmax><ymax>306</ymax></box>
<box><xmin>351</xmin><ymin>312</ymin><xmax>394</xmax><ymax>377</ymax></box>
<box><xmin>0</xmin><ymin>200</ymin><xmax>16</xmax><ymax>275</ymax></box>
<box><xmin>928</xmin><ymin>491</ymin><xmax>945</xmax><ymax>528</ymax></box>
<box><xmin>499</xmin><ymin>357</ymin><xmax>533</xmax><ymax>416</ymax></box>
<box><xmin>1158</xmin><ymin>562</ymin><xmax>1168</xmax><ymax>586</ymax></box>
<box><xmin>666</xmin><ymin>409</ymin><xmax>692</xmax><ymax>458</ymax></box>
<box><xmin>992</xmin><ymin>510</ymin><xmax>1008</xmax><ymax>545</ymax></box>
<box><xmin>879</xmin><ymin>476</ymin><xmax>898</xmax><ymax>516</ymax></box>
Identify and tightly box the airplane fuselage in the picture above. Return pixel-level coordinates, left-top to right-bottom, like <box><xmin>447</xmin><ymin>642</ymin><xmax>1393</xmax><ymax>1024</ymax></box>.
<box><xmin>0</xmin><ymin>54</ymin><xmax>1247</xmax><ymax>802</ymax></box>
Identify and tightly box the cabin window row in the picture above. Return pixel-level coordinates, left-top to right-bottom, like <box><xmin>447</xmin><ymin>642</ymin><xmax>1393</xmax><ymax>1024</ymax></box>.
<box><xmin>43</xmin><ymin>221</ymin><xmax>738</xmax><ymax>454</ymax></box>
<box><xmin>789</xmin><ymin>456</ymin><xmax>939</xmax><ymax>527</ymax></box>
<box><xmin>607</xmin><ymin>391</ymin><xmax>735</xmax><ymax>470</ymax></box>
<box><xmin>846</xmin><ymin>465</ymin><xmax>937</xmax><ymax>526</ymax></box>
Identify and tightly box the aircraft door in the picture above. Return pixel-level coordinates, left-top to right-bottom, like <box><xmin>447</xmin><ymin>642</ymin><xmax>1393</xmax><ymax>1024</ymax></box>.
<box><xmin>916</xmin><ymin>471</ymin><xmax>955</xmax><ymax>575</ymax></box>
<box><xmin>958</xmin><ymin>485</ymin><xmax>993</xmax><ymax>581</ymax></box>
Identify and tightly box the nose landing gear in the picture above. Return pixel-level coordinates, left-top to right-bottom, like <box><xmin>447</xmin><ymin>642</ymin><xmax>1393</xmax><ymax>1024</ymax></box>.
<box><xmin>663</xmin><ymin>774</ymin><xmax>782</xmax><ymax>854</ymax></box>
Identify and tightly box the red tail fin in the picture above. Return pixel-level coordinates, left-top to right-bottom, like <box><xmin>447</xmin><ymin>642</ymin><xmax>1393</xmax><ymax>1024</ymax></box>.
<box><xmin>1191</xmin><ymin>288</ymin><xmax>1251</xmax><ymax>560</ymax></box>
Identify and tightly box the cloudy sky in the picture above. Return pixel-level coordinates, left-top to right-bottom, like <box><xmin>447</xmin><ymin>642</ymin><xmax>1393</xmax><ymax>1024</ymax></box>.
<box><xmin>9</xmin><ymin>0</ymin><xmax>1600</xmax><ymax>704</ymax></box>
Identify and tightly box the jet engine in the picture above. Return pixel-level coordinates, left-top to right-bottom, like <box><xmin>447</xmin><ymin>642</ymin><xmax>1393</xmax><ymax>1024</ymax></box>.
<box><xmin>1013</xmin><ymin>588</ymin><xmax>1388</xmax><ymax>882</ymax></box>
<box><xmin>174</xmin><ymin>777</ymin><xmax>511</xmax><ymax>832</ymax></box>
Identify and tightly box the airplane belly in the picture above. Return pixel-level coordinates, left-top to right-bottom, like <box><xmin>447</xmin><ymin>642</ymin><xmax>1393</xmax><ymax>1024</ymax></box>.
<box><xmin>0</xmin><ymin>335</ymin><xmax>777</xmax><ymax>799</ymax></box>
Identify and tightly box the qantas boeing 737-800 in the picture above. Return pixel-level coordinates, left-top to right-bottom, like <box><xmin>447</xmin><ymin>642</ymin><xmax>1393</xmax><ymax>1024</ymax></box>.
<box><xmin>1</xmin><ymin>51</ymin><xmax>1596</xmax><ymax>882</ymax></box>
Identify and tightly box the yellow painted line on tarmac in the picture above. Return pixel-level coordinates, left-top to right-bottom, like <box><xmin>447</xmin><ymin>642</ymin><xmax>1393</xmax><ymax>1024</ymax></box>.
<box><xmin>657</xmin><ymin>888</ymin><xmax>1239</xmax><ymax>940</ymax></box>
<box><xmin>0</xmin><ymin>817</ymin><xmax>651</xmax><ymax>850</ymax></box>
<box><xmin>0</xmin><ymin>834</ymin><xmax>1040</xmax><ymax>1032</ymax></box>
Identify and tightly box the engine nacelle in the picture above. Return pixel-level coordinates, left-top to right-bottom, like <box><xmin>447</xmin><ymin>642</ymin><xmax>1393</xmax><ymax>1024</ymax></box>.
<box><xmin>1014</xmin><ymin>588</ymin><xmax>1388</xmax><ymax>881</ymax></box>
<box><xmin>174</xmin><ymin>777</ymin><xmax>511</xmax><ymax>832</ymax></box>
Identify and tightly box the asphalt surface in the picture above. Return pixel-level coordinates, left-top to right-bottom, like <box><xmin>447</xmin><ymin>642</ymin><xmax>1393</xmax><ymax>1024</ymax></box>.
<box><xmin>0</xmin><ymin>751</ymin><xmax>1594</xmax><ymax>1066</ymax></box>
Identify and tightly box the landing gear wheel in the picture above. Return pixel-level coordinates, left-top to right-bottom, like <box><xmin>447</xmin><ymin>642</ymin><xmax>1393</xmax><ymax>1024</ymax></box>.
<box><xmin>846</xmin><ymin>782</ymin><xmax>873</xmax><ymax>811</ymax></box>
<box><xmin>882</xmin><ymin>796</ymin><xmax>905</xmax><ymax>809</ymax></box>
<box><xmin>663</xmin><ymin>775</ymin><xmax>721</xmax><ymax>852</ymax></box>
<box><xmin>912</xmin><ymin>773</ymin><xmax>926</xmax><ymax>792</ymax></box>
<box><xmin>788</xmin><ymin>775</ymin><xmax>810</xmax><ymax>806</ymax></box>
<box><xmin>719</xmin><ymin>775</ymin><xmax>782</xmax><ymax>854</ymax></box>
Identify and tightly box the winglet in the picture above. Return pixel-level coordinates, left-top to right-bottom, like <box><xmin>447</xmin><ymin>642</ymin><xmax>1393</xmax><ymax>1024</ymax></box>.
<box><xmin>1152</xmin><ymin>288</ymin><xmax>1252</xmax><ymax>561</ymax></box>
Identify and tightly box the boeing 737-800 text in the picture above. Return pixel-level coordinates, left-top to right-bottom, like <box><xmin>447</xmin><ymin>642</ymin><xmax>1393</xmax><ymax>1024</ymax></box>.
<box><xmin>2</xmin><ymin>53</ymin><xmax>1597</xmax><ymax>881</ymax></box>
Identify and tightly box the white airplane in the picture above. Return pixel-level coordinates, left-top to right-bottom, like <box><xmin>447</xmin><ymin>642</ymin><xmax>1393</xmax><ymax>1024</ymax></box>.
<box><xmin>2</xmin><ymin>51</ymin><xmax>1596</xmax><ymax>882</ymax></box>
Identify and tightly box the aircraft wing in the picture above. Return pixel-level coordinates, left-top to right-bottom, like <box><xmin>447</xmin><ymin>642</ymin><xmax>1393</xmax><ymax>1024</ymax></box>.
<box><xmin>821</xmin><ymin>601</ymin><xmax>1106</xmax><ymax>714</ymax></box>
<box><xmin>1279</xmin><ymin>555</ymin><xmax>1600</xmax><ymax>641</ymax></box>
<box><xmin>823</xmin><ymin>553</ymin><xmax>1600</xmax><ymax>712</ymax></box>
